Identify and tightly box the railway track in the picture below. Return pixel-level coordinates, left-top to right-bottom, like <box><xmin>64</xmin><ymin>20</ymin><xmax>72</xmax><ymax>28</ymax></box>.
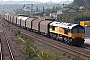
<box><xmin>0</xmin><ymin>18</ymin><xmax>27</xmax><ymax>60</ymax></box>
<box><xmin>1</xmin><ymin>17</ymin><xmax>90</xmax><ymax>60</ymax></box>
<box><xmin>0</xmin><ymin>37</ymin><xmax>2</xmax><ymax>60</ymax></box>
<box><xmin>0</xmin><ymin>24</ymin><xmax>14</xmax><ymax>60</ymax></box>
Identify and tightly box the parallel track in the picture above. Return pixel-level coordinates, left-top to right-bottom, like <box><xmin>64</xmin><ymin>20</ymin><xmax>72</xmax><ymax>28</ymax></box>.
<box><xmin>1</xmin><ymin>17</ymin><xmax>90</xmax><ymax>60</ymax></box>
<box><xmin>0</xmin><ymin>25</ymin><xmax>14</xmax><ymax>60</ymax></box>
<box><xmin>0</xmin><ymin>17</ymin><xmax>27</xmax><ymax>60</ymax></box>
<box><xmin>0</xmin><ymin>37</ymin><xmax>2</xmax><ymax>60</ymax></box>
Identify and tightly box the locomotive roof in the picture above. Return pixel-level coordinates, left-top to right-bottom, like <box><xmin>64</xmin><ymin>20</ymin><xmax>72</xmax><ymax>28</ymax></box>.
<box><xmin>50</xmin><ymin>21</ymin><xmax>78</xmax><ymax>29</ymax></box>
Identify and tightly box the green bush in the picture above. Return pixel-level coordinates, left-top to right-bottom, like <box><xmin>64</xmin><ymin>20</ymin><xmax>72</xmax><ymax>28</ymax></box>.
<box><xmin>72</xmin><ymin>57</ymin><xmax>79</xmax><ymax>60</ymax></box>
<box><xmin>14</xmin><ymin>30</ymin><xmax>69</xmax><ymax>60</ymax></box>
<box><xmin>14</xmin><ymin>30</ymin><xmax>20</xmax><ymax>36</ymax></box>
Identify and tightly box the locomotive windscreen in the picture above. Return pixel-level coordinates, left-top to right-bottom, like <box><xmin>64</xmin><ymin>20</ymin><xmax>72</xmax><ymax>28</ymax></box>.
<box><xmin>71</xmin><ymin>25</ymin><xmax>85</xmax><ymax>33</ymax></box>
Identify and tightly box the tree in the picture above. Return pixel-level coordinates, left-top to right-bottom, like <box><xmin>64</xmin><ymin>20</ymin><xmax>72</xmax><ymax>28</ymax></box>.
<box><xmin>73</xmin><ymin>0</ymin><xmax>85</xmax><ymax>6</ymax></box>
<box><xmin>73</xmin><ymin>5</ymin><xmax>79</xmax><ymax>10</ymax></box>
<box><xmin>52</xmin><ymin>6</ymin><xmax>56</xmax><ymax>13</ymax></box>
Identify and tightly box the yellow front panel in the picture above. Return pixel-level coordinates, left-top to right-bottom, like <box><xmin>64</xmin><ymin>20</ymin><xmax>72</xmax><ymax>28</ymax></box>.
<box><xmin>67</xmin><ymin>33</ymin><xmax>85</xmax><ymax>38</ymax></box>
<box><xmin>72</xmin><ymin>33</ymin><xmax>85</xmax><ymax>38</ymax></box>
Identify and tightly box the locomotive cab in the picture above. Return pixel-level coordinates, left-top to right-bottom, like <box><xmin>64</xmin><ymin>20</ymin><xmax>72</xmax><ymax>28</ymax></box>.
<box><xmin>70</xmin><ymin>25</ymin><xmax>85</xmax><ymax>45</ymax></box>
<box><xmin>71</xmin><ymin>25</ymin><xmax>85</xmax><ymax>33</ymax></box>
<box><xmin>49</xmin><ymin>22</ymin><xmax>85</xmax><ymax>46</ymax></box>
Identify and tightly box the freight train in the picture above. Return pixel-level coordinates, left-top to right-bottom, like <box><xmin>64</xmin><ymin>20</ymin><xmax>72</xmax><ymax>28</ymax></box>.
<box><xmin>3</xmin><ymin>13</ymin><xmax>85</xmax><ymax>46</ymax></box>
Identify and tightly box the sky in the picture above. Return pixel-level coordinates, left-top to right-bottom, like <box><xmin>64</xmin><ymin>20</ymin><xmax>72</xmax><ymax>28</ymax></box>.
<box><xmin>38</xmin><ymin>0</ymin><xmax>74</xmax><ymax>3</ymax></box>
<box><xmin>2</xmin><ymin>0</ymin><xmax>74</xmax><ymax>3</ymax></box>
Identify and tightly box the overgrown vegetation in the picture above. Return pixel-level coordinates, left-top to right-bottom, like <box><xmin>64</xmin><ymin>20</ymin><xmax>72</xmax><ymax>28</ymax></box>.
<box><xmin>14</xmin><ymin>31</ymin><xmax>63</xmax><ymax>60</ymax></box>
<box><xmin>14</xmin><ymin>30</ymin><xmax>72</xmax><ymax>60</ymax></box>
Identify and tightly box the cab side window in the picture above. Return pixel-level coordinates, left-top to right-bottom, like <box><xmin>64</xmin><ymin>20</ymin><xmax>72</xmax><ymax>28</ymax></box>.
<box><xmin>64</xmin><ymin>28</ymin><xmax>68</xmax><ymax>34</ymax></box>
<box><xmin>50</xmin><ymin>25</ymin><xmax>55</xmax><ymax>31</ymax></box>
